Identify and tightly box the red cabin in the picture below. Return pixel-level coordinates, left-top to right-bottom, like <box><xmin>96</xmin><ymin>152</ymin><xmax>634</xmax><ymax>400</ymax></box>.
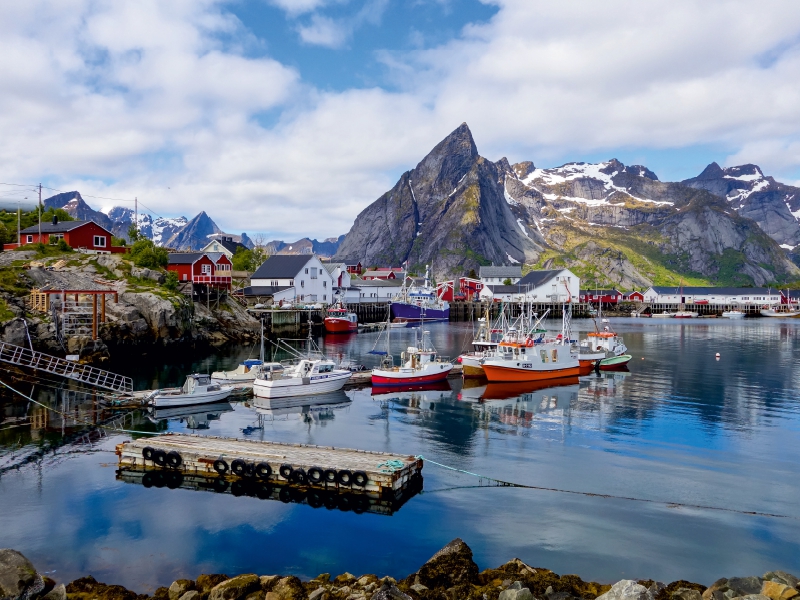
<box><xmin>3</xmin><ymin>219</ymin><xmax>127</xmax><ymax>253</ymax></box>
<box><xmin>624</xmin><ymin>291</ymin><xmax>644</xmax><ymax>302</ymax></box>
<box><xmin>458</xmin><ymin>277</ymin><xmax>483</xmax><ymax>301</ymax></box>
<box><xmin>168</xmin><ymin>252</ymin><xmax>232</xmax><ymax>289</ymax></box>
<box><xmin>579</xmin><ymin>289</ymin><xmax>622</xmax><ymax>304</ymax></box>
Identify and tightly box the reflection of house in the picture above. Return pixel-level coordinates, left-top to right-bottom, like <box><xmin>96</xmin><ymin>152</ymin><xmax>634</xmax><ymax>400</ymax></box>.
<box><xmin>580</xmin><ymin>289</ymin><xmax>622</xmax><ymax>304</ymax></box>
<box><xmin>480</xmin><ymin>269</ymin><xmax>579</xmax><ymax>303</ymax></box>
<box><xmin>643</xmin><ymin>286</ymin><xmax>782</xmax><ymax>305</ymax></box>
<box><xmin>201</xmin><ymin>236</ymin><xmax>247</xmax><ymax>260</ymax></box>
<box><xmin>167</xmin><ymin>252</ymin><xmax>232</xmax><ymax>289</ymax></box>
<box><xmin>241</xmin><ymin>255</ymin><xmax>334</xmax><ymax>304</ymax></box>
<box><xmin>4</xmin><ymin>219</ymin><xmax>127</xmax><ymax>253</ymax></box>
<box><xmin>479</xmin><ymin>266</ymin><xmax>522</xmax><ymax>285</ymax></box>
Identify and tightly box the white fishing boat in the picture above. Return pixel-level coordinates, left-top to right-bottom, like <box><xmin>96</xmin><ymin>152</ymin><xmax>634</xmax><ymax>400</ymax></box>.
<box><xmin>760</xmin><ymin>292</ymin><xmax>800</xmax><ymax>317</ymax></box>
<box><xmin>674</xmin><ymin>310</ymin><xmax>699</xmax><ymax>319</ymax></box>
<box><xmin>651</xmin><ymin>311</ymin><xmax>675</xmax><ymax>318</ymax></box>
<box><xmin>210</xmin><ymin>359</ymin><xmax>283</xmax><ymax>383</ymax></box>
<box><xmin>148</xmin><ymin>374</ymin><xmax>233</xmax><ymax>407</ymax></box>
<box><xmin>371</xmin><ymin>328</ymin><xmax>453</xmax><ymax>386</ymax></box>
<box><xmin>721</xmin><ymin>309</ymin><xmax>745</xmax><ymax>319</ymax></box>
<box><xmin>458</xmin><ymin>304</ymin><xmax>503</xmax><ymax>378</ymax></box>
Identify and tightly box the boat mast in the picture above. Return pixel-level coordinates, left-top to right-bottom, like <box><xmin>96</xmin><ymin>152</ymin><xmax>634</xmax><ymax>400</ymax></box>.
<box><xmin>259</xmin><ymin>316</ymin><xmax>265</xmax><ymax>363</ymax></box>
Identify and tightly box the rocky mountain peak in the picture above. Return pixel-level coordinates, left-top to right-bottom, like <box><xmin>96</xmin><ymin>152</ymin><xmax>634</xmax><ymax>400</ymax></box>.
<box><xmin>696</xmin><ymin>162</ymin><xmax>724</xmax><ymax>179</ymax></box>
<box><xmin>43</xmin><ymin>191</ymin><xmax>113</xmax><ymax>230</ymax></box>
<box><xmin>512</xmin><ymin>161</ymin><xmax>535</xmax><ymax>180</ymax></box>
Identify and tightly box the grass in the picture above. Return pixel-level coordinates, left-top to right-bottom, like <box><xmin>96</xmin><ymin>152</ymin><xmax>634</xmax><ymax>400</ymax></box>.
<box><xmin>13</xmin><ymin>243</ymin><xmax>72</xmax><ymax>259</ymax></box>
<box><xmin>0</xmin><ymin>297</ymin><xmax>15</xmax><ymax>321</ymax></box>
<box><xmin>0</xmin><ymin>268</ymin><xmax>31</xmax><ymax>295</ymax></box>
<box><xmin>91</xmin><ymin>260</ymin><xmax>119</xmax><ymax>281</ymax></box>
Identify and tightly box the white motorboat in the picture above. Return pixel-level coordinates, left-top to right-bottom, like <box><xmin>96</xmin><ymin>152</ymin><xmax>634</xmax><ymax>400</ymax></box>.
<box><xmin>721</xmin><ymin>310</ymin><xmax>745</xmax><ymax>319</ymax></box>
<box><xmin>253</xmin><ymin>358</ymin><xmax>351</xmax><ymax>398</ymax></box>
<box><xmin>760</xmin><ymin>305</ymin><xmax>800</xmax><ymax>318</ymax></box>
<box><xmin>458</xmin><ymin>304</ymin><xmax>503</xmax><ymax>378</ymax></box>
<box><xmin>674</xmin><ymin>310</ymin><xmax>699</xmax><ymax>318</ymax></box>
<box><xmin>148</xmin><ymin>374</ymin><xmax>233</xmax><ymax>407</ymax></box>
<box><xmin>210</xmin><ymin>359</ymin><xmax>283</xmax><ymax>383</ymax></box>
<box><xmin>651</xmin><ymin>311</ymin><xmax>675</xmax><ymax>318</ymax></box>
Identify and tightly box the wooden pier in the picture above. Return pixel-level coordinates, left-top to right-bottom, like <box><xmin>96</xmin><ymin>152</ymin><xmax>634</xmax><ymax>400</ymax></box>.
<box><xmin>116</xmin><ymin>433</ymin><xmax>423</xmax><ymax>499</ymax></box>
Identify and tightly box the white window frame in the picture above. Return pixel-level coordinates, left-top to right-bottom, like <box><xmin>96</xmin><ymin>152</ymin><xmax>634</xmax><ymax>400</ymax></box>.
<box><xmin>201</xmin><ymin>264</ymin><xmax>211</xmax><ymax>275</ymax></box>
<box><xmin>26</xmin><ymin>235</ymin><xmax>33</xmax><ymax>243</ymax></box>
<box><xmin>93</xmin><ymin>235</ymin><xmax>106</xmax><ymax>247</ymax></box>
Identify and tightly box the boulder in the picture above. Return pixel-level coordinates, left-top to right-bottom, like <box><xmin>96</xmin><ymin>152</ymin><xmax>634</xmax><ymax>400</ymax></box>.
<box><xmin>500</xmin><ymin>582</ymin><xmax>534</xmax><ymax>600</ymax></box>
<box><xmin>260</xmin><ymin>576</ymin><xmax>281</xmax><ymax>590</ymax></box>
<box><xmin>370</xmin><ymin>583</ymin><xmax>413</xmax><ymax>600</ymax></box>
<box><xmin>265</xmin><ymin>576</ymin><xmax>305</xmax><ymax>600</ymax></box>
<box><xmin>209</xmin><ymin>574</ymin><xmax>261</xmax><ymax>600</ymax></box>
<box><xmin>411</xmin><ymin>538</ymin><xmax>480</xmax><ymax>589</ymax></box>
<box><xmin>763</xmin><ymin>575</ymin><xmax>799</xmax><ymax>591</ymax></box>
<box><xmin>762</xmin><ymin>582</ymin><xmax>799</xmax><ymax>600</ymax></box>
<box><xmin>0</xmin><ymin>548</ymin><xmax>44</xmax><ymax>600</ymax></box>
<box><xmin>169</xmin><ymin>579</ymin><xmax>196</xmax><ymax>600</ymax></box>
<box><xmin>596</xmin><ymin>580</ymin><xmax>655</xmax><ymax>600</ymax></box>
<box><xmin>704</xmin><ymin>579</ymin><xmax>763</xmax><ymax>600</ymax></box>
<box><xmin>65</xmin><ymin>575</ymin><xmax>140</xmax><ymax>600</ymax></box>
<box><xmin>1</xmin><ymin>318</ymin><xmax>29</xmax><ymax>346</ymax></box>
<box><xmin>42</xmin><ymin>583</ymin><xmax>68</xmax><ymax>600</ymax></box>
<box><xmin>131</xmin><ymin>266</ymin><xmax>166</xmax><ymax>284</ymax></box>
<box><xmin>672</xmin><ymin>589</ymin><xmax>703</xmax><ymax>600</ymax></box>
<box><xmin>119</xmin><ymin>292</ymin><xmax>192</xmax><ymax>339</ymax></box>
<box><xmin>197</xmin><ymin>575</ymin><xmax>230</xmax><ymax>593</ymax></box>
<box><xmin>180</xmin><ymin>592</ymin><xmax>201</xmax><ymax>600</ymax></box>
<box><xmin>308</xmin><ymin>588</ymin><xmax>328</xmax><ymax>600</ymax></box>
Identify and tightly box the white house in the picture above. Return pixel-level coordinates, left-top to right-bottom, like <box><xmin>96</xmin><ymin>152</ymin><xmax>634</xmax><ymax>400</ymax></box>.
<box><xmin>323</xmin><ymin>262</ymin><xmax>360</xmax><ymax>303</ymax></box>
<box><xmin>479</xmin><ymin>266</ymin><xmax>523</xmax><ymax>285</ymax></box>
<box><xmin>643</xmin><ymin>286</ymin><xmax>782</xmax><ymax>305</ymax></box>
<box><xmin>201</xmin><ymin>236</ymin><xmax>247</xmax><ymax>260</ymax></box>
<box><xmin>352</xmin><ymin>278</ymin><xmax>403</xmax><ymax>303</ymax></box>
<box><xmin>246</xmin><ymin>254</ymin><xmax>335</xmax><ymax>304</ymax></box>
<box><xmin>480</xmin><ymin>268</ymin><xmax>579</xmax><ymax>303</ymax></box>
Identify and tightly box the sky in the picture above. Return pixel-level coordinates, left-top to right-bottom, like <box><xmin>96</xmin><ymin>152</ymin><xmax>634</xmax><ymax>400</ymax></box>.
<box><xmin>2</xmin><ymin>0</ymin><xmax>800</xmax><ymax>240</ymax></box>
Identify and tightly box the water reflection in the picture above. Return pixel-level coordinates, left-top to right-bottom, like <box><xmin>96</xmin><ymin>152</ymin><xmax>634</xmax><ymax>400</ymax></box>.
<box><xmin>148</xmin><ymin>402</ymin><xmax>234</xmax><ymax>430</ymax></box>
<box><xmin>250</xmin><ymin>390</ymin><xmax>351</xmax><ymax>421</ymax></box>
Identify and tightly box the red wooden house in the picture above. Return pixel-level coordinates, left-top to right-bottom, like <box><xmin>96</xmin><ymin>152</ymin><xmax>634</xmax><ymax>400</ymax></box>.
<box><xmin>624</xmin><ymin>291</ymin><xmax>644</xmax><ymax>302</ymax></box>
<box><xmin>458</xmin><ymin>277</ymin><xmax>483</xmax><ymax>301</ymax></box>
<box><xmin>4</xmin><ymin>218</ymin><xmax>127</xmax><ymax>253</ymax></box>
<box><xmin>168</xmin><ymin>252</ymin><xmax>232</xmax><ymax>289</ymax></box>
<box><xmin>343</xmin><ymin>259</ymin><xmax>362</xmax><ymax>275</ymax></box>
<box><xmin>580</xmin><ymin>289</ymin><xmax>623</xmax><ymax>304</ymax></box>
<box><xmin>434</xmin><ymin>277</ymin><xmax>483</xmax><ymax>301</ymax></box>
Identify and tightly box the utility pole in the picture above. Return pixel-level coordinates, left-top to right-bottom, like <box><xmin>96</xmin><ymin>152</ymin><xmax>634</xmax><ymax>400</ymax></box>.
<box><xmin>38</xmin><ymin>183</ymin><xmax>42</xmax><ymax>241</ymax></box>
<box><xmin>134</xmin><ymin>197</ymin><xmax>138</xmax><ymax>240</ymax></box>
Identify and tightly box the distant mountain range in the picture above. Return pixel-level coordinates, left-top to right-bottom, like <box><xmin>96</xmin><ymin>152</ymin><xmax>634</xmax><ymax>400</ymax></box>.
<box><xmin>42</xmin><ymin>192</ymin><xmax>342</xmax><ymax>255</ymax></box>
<box><xmin>336</xmin><ymin>123</ymin><xmax>800</xmax><ymax>287</ymax></box>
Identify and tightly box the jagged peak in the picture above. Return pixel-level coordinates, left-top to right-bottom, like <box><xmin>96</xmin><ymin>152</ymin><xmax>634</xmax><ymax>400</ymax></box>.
<box><xmin>512</xmin><ymin>161</ymin><xmax>535</xmax><ymax>180</ymax></box>
<box><xmin>696</xmin><ymin>162</ymin><xmax>724</xmax><ymax>179</ymax></box>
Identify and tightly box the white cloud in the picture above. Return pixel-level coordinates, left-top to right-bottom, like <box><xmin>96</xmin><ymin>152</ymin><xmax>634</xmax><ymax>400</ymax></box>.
<box><xmin>3</xmin><ymin>0</ymin><xmax>800</xmax><ymax>240</ymax></box>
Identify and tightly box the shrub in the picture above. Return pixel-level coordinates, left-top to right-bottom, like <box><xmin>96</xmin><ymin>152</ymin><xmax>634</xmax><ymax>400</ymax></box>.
<box><xmin>129</xmin><ymin>239</ymin><xmax>168</xmax><ymax>269</ymax></box>
<box><xmin>57</xmin><ymin>239</ymin><xmax>72</xmax><ymax>252</ymax></box>
<box><xmin>163</xmin><ymin>270</ymin><xmax>179</xmax><ymax>291</ymax></box>
<box><xmin>111</xmin><ymin>236</ymin><xmax>126</xmax><ymax>247</ymax></box>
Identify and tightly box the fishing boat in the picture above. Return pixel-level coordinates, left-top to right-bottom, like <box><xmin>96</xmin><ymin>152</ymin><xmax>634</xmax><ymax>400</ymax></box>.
<box><xmin>760</xmin><ymin>295</ymin><xmax>800</xmax><ymax>318</ymax></box>
<box><xmin>390</xmin><ymin>265</ymin><xmax>449</xmax><ymax>322</ymax></box>
<box><xmin>323</xmin><ymin>298</ymin><xmax>358</xmax><ymax>333</ymax></box>
<box><xmin>370</xmin><ymin>321</ymin><xmax>453</xmax><ymax>386</ymax></box>
<box><xmin>252</xmin><ymin>314</ymin><xmax>352</xmax><ymax>398</ymax></box>
<box><xmin>576</xmin><ymin>328</ymin><xmax>631</xmax><ymax>372</ymax></box>
<box><xmin>674</xmin><ymin>310</ymin><xmax>699</xmax><ymax>319</ymax></box>
<box><xmin>148</xmin><ymin>374</ymin><xmax>233</xmax><ymax>408</ymax></box>
<box><xmin>458</xmin><ymin>304</ymin><xmax>503</xmax><ymax>378</ymax></box>
<box><xmin>650</xmin><ymin>311</ymin><xmax>675</xmax><ymax>318</ymax></box>
<box><xmin>211</xmin><ymin>359</ymin><xmax>281</xmax><ymax>383</ymax></box>
<box><xmin>721</xmin><ymin>309</ymin><xmax>746</xmax><ymax>319</ymax></box>
<box><xmin>481</xmin><ymin>330</ymin><xmax>580</xmax><ymax>383</ymax></box>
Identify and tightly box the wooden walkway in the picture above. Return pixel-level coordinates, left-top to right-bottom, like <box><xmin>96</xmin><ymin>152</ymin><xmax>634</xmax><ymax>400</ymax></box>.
<box><xmin>117</xmin><ymin>433</ymin><xmax>422</xmax><ymax>498</ymax></box>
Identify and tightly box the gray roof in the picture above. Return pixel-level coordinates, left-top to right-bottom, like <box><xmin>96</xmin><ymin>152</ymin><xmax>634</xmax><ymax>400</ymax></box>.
<box><xmin>168</xmin><ymin>252</ymin><xmax>203</xmax><ymax>264</ymax></box>
<box><xmin>517</xmin><ymin>269</ymin><xmax>565</xmax><ymax>288</ymax></box>
<box><xmin>323</xmin><ymin>262</ymin><xmax>346</xmax><ymax>274</ymax></box>
<box><xmin>649</xmin><ymin>286</ymin><xmax>777</xmax><ymax>295</ymax></box>
<box><xmin>240</xmin><ymin>286</ymin><xmax>293</xmax><ymax>296</ymax></box>
<box><xmin>479</xmin><ymin>266</ymin><xmax>522</xmax><ymax>278</ymax></box>
<box><xmin>352</xmin><ymin>278</ymin><xmax>403</xmax><ymax>287</ymax></box>
<box><xmin>21</xmin><ymin>220</ymin><xmax>109</xmax><ymax>235</ymax></box>
<box><xmin>251</xmin><ymin>255</ymin><xmax>313</xmax><ymax>279</ymax></box>
<box><xmin>206</xmin><ymin>237</ymin><xmax>246</xmax><ymax>254</ymax></box>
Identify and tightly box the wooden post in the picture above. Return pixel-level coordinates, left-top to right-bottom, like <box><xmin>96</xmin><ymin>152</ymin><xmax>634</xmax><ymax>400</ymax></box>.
<box><xmin>92</xmin><ymin>294</ymin><xmax>98</xmax><ymax>340</ymax></box>
<box><xmin>101</xmin><ymin>294</ymin><xmax>106</xmax><ymax>323</ymax></box>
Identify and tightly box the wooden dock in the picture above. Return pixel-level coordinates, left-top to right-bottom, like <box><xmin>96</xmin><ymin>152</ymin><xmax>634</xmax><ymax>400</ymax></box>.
<box><xmin>116</xmin><ymin>433</ymin><xmax>423</xmax><ymax>499</ymax></box>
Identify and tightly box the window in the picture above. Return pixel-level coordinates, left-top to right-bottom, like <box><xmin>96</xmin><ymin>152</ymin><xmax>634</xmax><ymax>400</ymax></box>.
<box><xmin>26</xmin><ymin>235</ymin><xmax>33</xmax><ymax>243</ymax></box>
<box><xmin>323</xmin><ymin>295</ymin><xmax>326</xmax><ymax>301</ymax></box>
<box><xmin>323</xmin><ymin>281</ymin><xmax>326</xmax><ymax>288</ymax></box>
<box><xmin>289</xmin><ymin>279</ymin><xmax>293</xmax><ymax>286</ymax></box>
<box><xmin>270</xmin><ymin>280</ymin><xmax>278</xmax><ymax>287</ymax></box>
<box><xmin>201</xmin><ymin>264</ymin><xmax>211</xmax><ymax>275</ymax></box>
<box><xmin>310</xmin><ymin>268</ymin><xmax>317</xmax><ymax>279</ymax></box>
<box><xmin>301</xmin><ymin>280</ymin><xmax>305</xmax><ymax>288</ymax></box>
<box><xmin>93</xmin><ymin>235</ymin><xmax>106</xmax><ymax>247</ymax></box>
<box><xmin>305</xmin><ymin>268</ymin><xmax>309</xmax><ymax>274</ymax></box>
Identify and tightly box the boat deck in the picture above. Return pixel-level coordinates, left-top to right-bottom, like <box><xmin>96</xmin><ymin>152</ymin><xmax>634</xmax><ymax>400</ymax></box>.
<box><xmin>116</xmin><ymin>433</ymin><xmax>423</xmax><ymax>498</ymax></box>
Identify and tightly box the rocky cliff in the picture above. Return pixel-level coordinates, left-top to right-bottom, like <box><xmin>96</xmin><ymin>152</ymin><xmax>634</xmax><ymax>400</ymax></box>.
<box><xmin>336</xmin><ymin>124</ymin><xmax>800</xmax><ymax>287</ymax></box>
<box><xmin>335</xmin><ymin>123</ymin><xmax>542</xmax><ymax>277</ymax></box>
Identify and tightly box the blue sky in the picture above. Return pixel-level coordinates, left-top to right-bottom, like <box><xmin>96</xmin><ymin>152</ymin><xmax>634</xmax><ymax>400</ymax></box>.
<box><xmin>1</xmin><ymin>0</ymin><xmax>800</xmax><ymax>238</ymax></box>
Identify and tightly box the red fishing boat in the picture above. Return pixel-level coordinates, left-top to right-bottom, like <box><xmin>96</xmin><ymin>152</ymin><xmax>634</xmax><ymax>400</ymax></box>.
<box><xmin>323</xmin><ymin>301</ymin><xmax>358</xmax><ymax>334</ymax></box>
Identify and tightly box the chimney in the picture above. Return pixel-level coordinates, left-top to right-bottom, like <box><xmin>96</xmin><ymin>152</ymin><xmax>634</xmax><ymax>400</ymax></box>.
<box><xmin>52</xmin><ymin>215</ymin><xmax>58</xmax><ymax>225</ymax></box>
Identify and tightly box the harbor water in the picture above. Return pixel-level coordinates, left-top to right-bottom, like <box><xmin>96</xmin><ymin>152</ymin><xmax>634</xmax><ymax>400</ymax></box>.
<box><xmin>0</xmin><ymin>318</ymin><xmax>798</xmax><ymax>592</ymax></box>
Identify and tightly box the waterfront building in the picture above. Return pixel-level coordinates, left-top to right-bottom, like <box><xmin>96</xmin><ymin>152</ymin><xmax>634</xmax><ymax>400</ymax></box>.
<box><xmin>245</xmin><ymin>254</ymin><xmax>335</xmax><ymax>304</ymax></box>
<box><xmin>167</xmin><ymin>252</ymin><xmax>232</xmax><ymax>290</ymax></box>
<box><xmin>580</xmin><ymin>289</ymin><xmax>623</xmax><ymax>304</ymax></box>
<box><xmin>642</xmin><ymin>286</ymin><xmax>782</xmax><ymax>305</ymax></box>
<box><xmin>351</xmin><ymin>277</ymin><xmax>403</xmax><ymax>302</ymax></box>
<box><xmin>478</xmin><ymin>265</ymin><xmax>523</xmax><ymax>285</ymax></box>
<box><xmin>4</xmin><ymin>218</ymin><xmax>127</xmax><ymax>254</ymax></box>
<box><xmin>480</xmin><ymin>268</ymin><xmax>579</xmax><ymax>303</ymax></box>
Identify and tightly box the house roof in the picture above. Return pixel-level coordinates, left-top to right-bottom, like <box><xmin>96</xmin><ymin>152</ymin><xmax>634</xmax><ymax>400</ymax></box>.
<box><xmin>648</xmin><ymin>286</ymin><xmax>777</xmax><ymax>295</ymax></box>
<box><xmin>362</xmin><ymin>270</ymin><xmax>398</xmax><ymax>278</ymax></box>
<box><xmin>251</xmin><ymin>255</ymin><xmax>314</xmax><ymax>279</ymax></box>
<box><xmin>479</xmin><ymin>266</ymin><xmax>523</xmax><ymax>278</ymax></box>
<box><xmin>517</xmin><ymin>269</ymin><xmax>567</xmax><ymax>288</ymax></box>
<box><xmin>323</xmin><ymin>262</ymin><xmax>346</xmax><ymax>274</ymax></box>
<box><xmin>352</xmin><ymin>277</ymin><xmax>403</xmax><ymax>287</ymax></box>
<box><xmin>240</xmin><ymin>286</ymin><xmax>293</xmax><ymax>297</ymax></box>
<box><xmin>20</xmin><ymin>220</ymin><xmax>109</xmax><ymax>235</ymax></box>
<box><xmin>168</xmin><ymin>252</ymin><xmax>204</xmax><ymax>264</ymax></box>
<box><xmin>205</xmin><ymin>237</ymin><xmax>246</xmax><ymax>254</ymax></box>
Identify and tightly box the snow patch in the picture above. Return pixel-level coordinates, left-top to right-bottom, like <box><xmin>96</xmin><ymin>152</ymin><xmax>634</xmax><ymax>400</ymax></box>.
<box><xmin>723</xmin><ymin>172</ymin><xmax>762</xmax><ymax>182</ymax></box>
<box><xmin>506</xmin><ymin>253</ymin><xmax>520</xmax><ymax>264</ymax></box>
<box><xmin>727</xmin><ymin>179</ymin><xmax>769</xmax><ymax>202</ymax></box>
<box><xmin>516</xmin><ymin>218</ymin><xmax>529</xmax><ymax>237</ymax></box>
<box><xmin>780</xmin><ymin>244</ymin><xmax>795</xmax><ymax>250</ymax></box>
<box><xmin>504</xmin><ymin>182</ymin><xmax>518</xmax><ymax>206</ymax></box>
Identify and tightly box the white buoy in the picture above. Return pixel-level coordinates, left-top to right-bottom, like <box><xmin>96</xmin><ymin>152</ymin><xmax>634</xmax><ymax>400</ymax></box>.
<box><xmin>715</xmin><ymin>352</ymin><xmax>720</xmax><ymax>358</ymax></box>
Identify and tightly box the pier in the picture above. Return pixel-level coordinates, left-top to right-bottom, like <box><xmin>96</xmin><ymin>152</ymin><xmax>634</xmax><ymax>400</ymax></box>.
<box><xmin>116</xmin><ymin>433</ymin><xmax>423</xmax><ymax>499</ymax></box>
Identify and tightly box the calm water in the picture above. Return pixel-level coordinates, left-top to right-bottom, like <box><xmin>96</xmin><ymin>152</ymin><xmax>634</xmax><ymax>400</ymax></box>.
<box><xmin>0</xmin><ymin>319</ymin><xmax>798</xmax><ymax>592</ymax></box>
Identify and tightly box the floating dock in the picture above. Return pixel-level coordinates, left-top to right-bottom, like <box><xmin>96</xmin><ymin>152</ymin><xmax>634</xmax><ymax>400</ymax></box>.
<box><xmin>116</xmin><ymin>433</ymin><xmax>423</xmax><ymax>499</ymax></box>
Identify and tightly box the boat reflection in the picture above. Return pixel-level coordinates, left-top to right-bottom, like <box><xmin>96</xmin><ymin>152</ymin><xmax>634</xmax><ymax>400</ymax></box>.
<box><xmin>458</xmin><ymin>376</ymin><xmax>579</xmax><ymax>402</ymax></box>
<box><xmin>469</xmin><ymin>381</ymin><xmax>578</xmax><ymax>427</ymax></box>
<box><xmin>148</xmin><ymin>401</ymin><xmax>234</xmax><ymax>430</ymax></box>
<box><xmin>580</xmin><ymin>370</ymin><xmax>630</xmax><ymax>398</ymax></box>
<box><xmin>370</xmin><ymin>380</ymin><xmax>451</xmax><ymax>397</ymax></box>
<box><xmin>250</xmin><ymin>390</ymin><xmax>351</xmax><ymax>420</ymax></box>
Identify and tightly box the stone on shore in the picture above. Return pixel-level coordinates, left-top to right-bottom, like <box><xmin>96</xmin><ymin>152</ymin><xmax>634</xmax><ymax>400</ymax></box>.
<box><xmin>0</xmin><ymin>548</ymin><xmax>43</xmax><ymax>600</ymax></box>
<box><xmin>169</xmin><ymin>579</ymin><xmax>196</xmax><ymax>600</ymax></box>
<box><xmin>762</xmin><ymin>582</ymin><xmax>799</xmax><ymax>600</ymax></box>
<box><xmin>208</xmin><ymin>574</ymin><xmax>260</xmax><ymax>600</ymax></box>
<box><xmin>42</xmin><ymin>583</ymin><xmax>67</xmax><ymax>600</ymax></box>
<box><xmin>597</xmin><ymin>580</ymin><xmax>655</xmax><ymax>600</ymax></box>
<box><xmin>671</xmin><ymin>589</ymin><xmax>703</xmax><ymax>600</ymax></box>
<box><xmin>763</xmin><ymin>574</ymin><xmax>800</xmax><ymax>591</ymax></box>
<box><xmin>499</xmin><ymin>581</ymin><xmax>534</xmax><ymax>600</ymax></box>
<box><xmin>65</xmin><ymin>575</ymin><xmax>143</xmax><ymax>600</ymax></box>
<box><xmin>197</xmin><ymin>574</ymin><xmax>230</xmax><ymax>593</ymax></box>
<box><xmin>408</xmin><ymin>538</ymin><xmax>480</xmax><ymax>589</ymax></box>
<box><xmin>371</xmin><ymin>582</ymin><xmax>413</xmax><ymax>600</ymax></box>
<box><xmin>180</xmin><ymin>592</ymin><xmax>201</xmax><ymax>600</ymax></box>
<box><xmin>704</xmin><ymin>578</ymin><xmax>764</xmax><ymax>600</ymax></box>
<box><xmin>265</xmin><ymin>576</ymin><xmax>305</xmax><ymax>600</ymax></box>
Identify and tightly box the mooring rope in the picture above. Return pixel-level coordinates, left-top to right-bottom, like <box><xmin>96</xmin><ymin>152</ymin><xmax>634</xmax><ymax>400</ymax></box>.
<box><xmin>415</xmin><ymin>455</ymin><xmax>796</xmax><ymax>520</ymax></box>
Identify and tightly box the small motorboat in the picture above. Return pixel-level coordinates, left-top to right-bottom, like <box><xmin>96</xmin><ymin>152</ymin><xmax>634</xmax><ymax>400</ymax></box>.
<box><xmin>211</xmin><ymin>359</ymin><xmax>281</xmax><ymax>383</ymax></box>
<box><xmin>674</xmin><ymin>310</ymin><xmax>699</xmax><ymax>318</ymax></box>
<box><xmin>650</xmin><ymin>311</ymin><xmax>675</xmax><ymax>318</ymax></box>
<box><xmin>253</xmin><ymin>358</ymin><xmax>351</xmax><ymax>398</ymax></box>
<box><xmin>148</xmin><ymin>374</ymin><xmax>233</xmax><ymax>408</ymax></box>
<box><xmin>722</xmin><ymin>310</ymin><xmax>745</xmax><ymax>319</ymax></box>
<box><xmin>760</xmin><ymin>305</ymin><xmax>800</xmax><ymax>318</ymax></box>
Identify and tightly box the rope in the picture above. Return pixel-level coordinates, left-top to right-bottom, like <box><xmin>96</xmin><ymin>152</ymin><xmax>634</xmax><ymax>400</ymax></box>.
<box><xmin>415</xmin><ymin>455</ymin><xmax>796</xmax><ymax>520</ymax></box>
<box><xmin>0</xmin><ymin>378</ymin><xmax>161</xmax><ymax>437</ymax></box>
<box><xmin>376</xmin><ymin>459</ymin><xmax>405</xmax><ymax>473</ymax></box>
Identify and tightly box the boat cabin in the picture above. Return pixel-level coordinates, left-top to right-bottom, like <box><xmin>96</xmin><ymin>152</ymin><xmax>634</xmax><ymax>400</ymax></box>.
<box><xmin>183</xmin><ymin>374</ymin><xmax>219</xmax><ymax>393</ymax></box>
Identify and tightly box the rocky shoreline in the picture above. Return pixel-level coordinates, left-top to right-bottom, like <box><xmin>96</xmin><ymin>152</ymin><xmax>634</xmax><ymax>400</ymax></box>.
<box><xmin>2</xmin><ymin>540</ymin><xmax>798</xmax><ymax>600</ymax></box>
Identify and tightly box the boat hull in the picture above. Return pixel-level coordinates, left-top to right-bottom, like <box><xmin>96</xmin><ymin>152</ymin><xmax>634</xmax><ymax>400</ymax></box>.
<box><xmin>459</xmin><ymin>355</ymin><xmax>486</xmax><ymax>378</ymax></box>
<box><xmin>482</xmin><ymin>363</ymin><xmax>581</xmax><ymax>383</ymax></box>
<box><xmin>760</xmin><ymin>309</ymin><xmax>800</xmax><ymax>317</ymax></box>
<box><xmin>371</xmin><ymin>366</ymin><xmax>453</xmax><ymax>386</ymax></box>
<box><xmin>253</xmin><ymin>372</ymin><xmax>351</xmax><ymax>399</ymax></box>
<box><xmin>599</xmin><ymin>354</ymin><xmax>632</xmax><ymax>370</ymax></box>
<box><xmin>150</xmin><ymin>388</ymin><xmax>233</xmax><ymax>407</ymax></box>
<box><xmin>390</xmin><ymin>302</ymin><xmax>449</xmax><ymax>322</ymax></box>
<box><xmin>722</xmin><ymin>311</ymin><xmax>745</xmax><ymax>319</ymax></box>
<box><xmin>324</xmin><ymin>318</ymin><xmax>358</xmax><ymax>333</ymax></box>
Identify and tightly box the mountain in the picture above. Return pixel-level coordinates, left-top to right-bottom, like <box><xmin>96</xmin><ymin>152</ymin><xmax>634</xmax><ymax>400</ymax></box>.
<box><xmin>101</xmin><ymin>206</ymin><xmax>188</xmax><ymax>244</ymax></box>
<box><xmin>682</xmin><ymin>163</ymin><xmax>800</xmax><ymax>249</ymax></box>
<box><xmin>335</xmin><ymin>123</ymin><xmax>541</xmax><ymax>276</ymax></box>
<box><xmin>266</xmin><ymin>235</ymin><xmax>345</xmax><ymax>256</ymax></box>
<box><xmin>162</xmin><ymin>211</ymin><xmax>223</xmax><ymax>251</ymax></box>
<box><xmin>43</xmin><ymin>191</ymin><xmax>113</xmax><ymax>230</ymax></box>
<box><xmin>336</xmin><ymin>124</ymin><xmax>799</xmax><ymax>287</ymax></box>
